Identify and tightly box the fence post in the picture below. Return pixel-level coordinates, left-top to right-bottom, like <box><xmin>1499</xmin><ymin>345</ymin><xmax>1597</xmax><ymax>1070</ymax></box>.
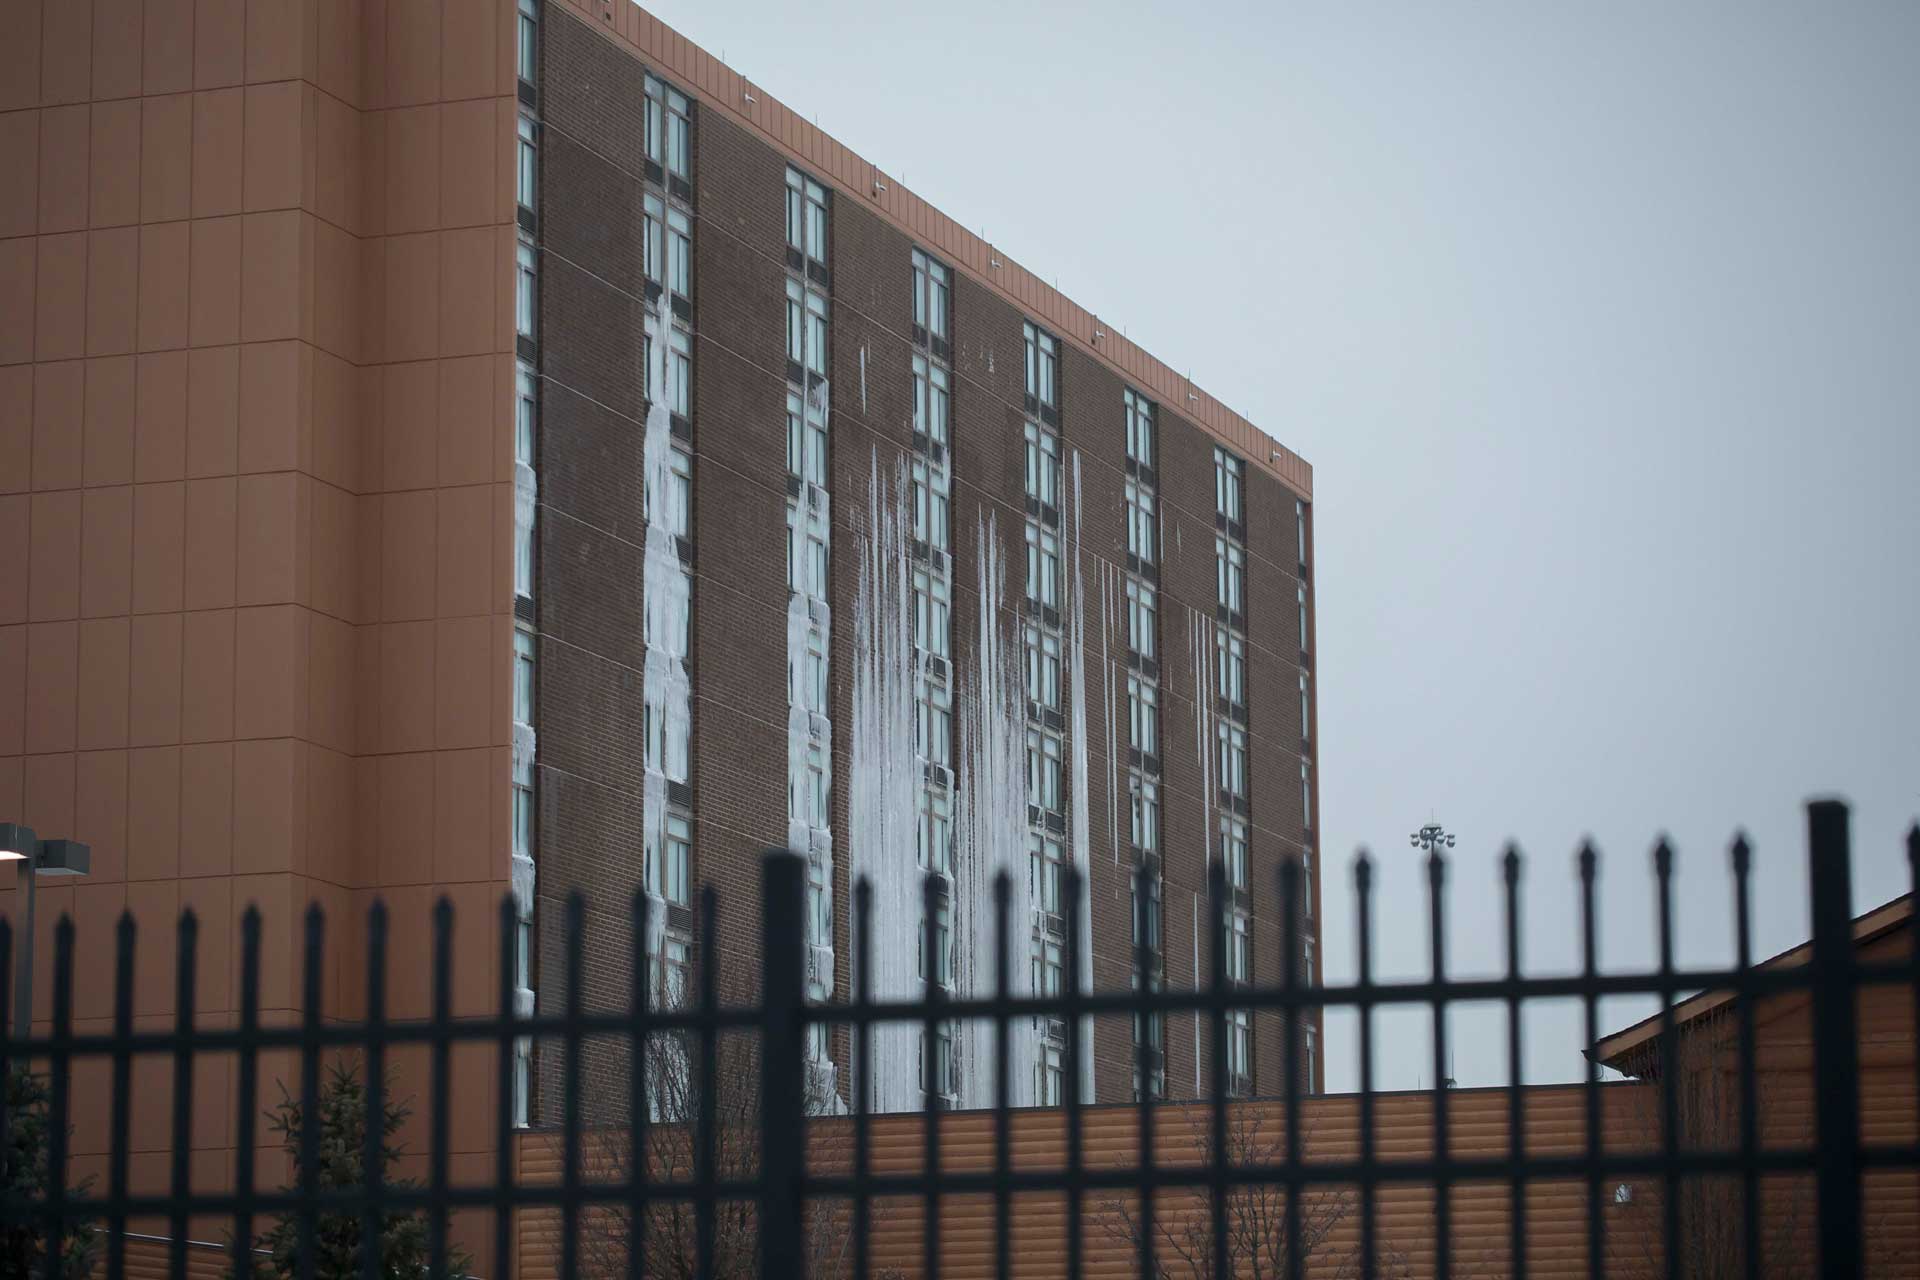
<box><xmin>761</xmin><ymin>849</ymin><xmax>808</xmax><ymax>1277</ymax></box>
<box><xmin>1807</xmin><ymin>798</ymin><xmax>1861</xmax><ymax>1279</ymax></box>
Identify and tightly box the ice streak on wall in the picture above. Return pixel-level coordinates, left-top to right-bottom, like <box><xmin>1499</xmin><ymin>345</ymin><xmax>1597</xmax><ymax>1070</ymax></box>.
<box><xmin>956</xmin><ymin>512</ymin><xmax>1037</xmax><ymax>1111</ymax></box>
<box><xmin>849</xmin><ymin>456</ymin><xmax>928</xmax><ymax>1114</ymax></box>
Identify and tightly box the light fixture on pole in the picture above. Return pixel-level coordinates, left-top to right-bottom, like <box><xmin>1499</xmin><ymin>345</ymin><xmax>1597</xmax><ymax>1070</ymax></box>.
<box><xmin>3</xmin><ymin>821</ymin><xmax>91</xmax><ymax>1039</ymax></box>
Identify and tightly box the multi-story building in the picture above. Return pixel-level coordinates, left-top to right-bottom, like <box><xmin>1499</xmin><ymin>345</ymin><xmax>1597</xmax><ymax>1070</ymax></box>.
<box><xmin>0</xmin><ymin>0</ymin><xmax>1316</xmax><ymax>1261</ymax></box>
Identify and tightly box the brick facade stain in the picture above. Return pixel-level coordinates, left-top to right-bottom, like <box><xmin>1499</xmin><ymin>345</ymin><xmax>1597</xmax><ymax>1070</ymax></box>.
<box><xmin>525</xmin><ymin>1</ymin><xmax>1323</xmax><ymax>1113</ymax></box>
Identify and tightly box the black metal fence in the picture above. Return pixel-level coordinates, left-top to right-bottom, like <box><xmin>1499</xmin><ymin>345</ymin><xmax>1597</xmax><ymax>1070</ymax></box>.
<box><xmin>1</xmin><ymin>798</ymin><xmax>1916</xmax><ymax>1279</ymax></box>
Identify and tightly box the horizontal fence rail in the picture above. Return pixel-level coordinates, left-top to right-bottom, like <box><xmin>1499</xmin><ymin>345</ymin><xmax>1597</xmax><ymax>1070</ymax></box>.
<box><xmin>0</xmin><ymin>799</ymin><xmax>1915</xmax><ymax>1279</ymax></box>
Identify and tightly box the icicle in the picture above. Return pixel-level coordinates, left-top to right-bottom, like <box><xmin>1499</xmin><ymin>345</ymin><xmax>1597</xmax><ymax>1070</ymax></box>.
<box><xmin>849</xmin><ymin>455</ymin><xmax>927</xmax><ymax>1114</ymax></box>
<box><xmin>639</xmin><ymin>289</ymin><xmax>682</xmax><ymax>968</ymax></box>
<box><xmin>1192</xmin><ymin>890</ymin><xmax>1203</xmax><ymax>1095</ymax></box>
<box><xmin>955</xmin><ymin>512</ymin><xmax>1035</xmax><ymax>1110</ymax></box>
<box><xmin>510</xmin><ymin>719</ymin><xmax>537</xmax><ymax>779</ymax></box>
<box><xmin>1065</xmin><ymin>452</ymin><xmax>1093</xmax><ymax>1102</ymax></box>
<box><xmin>1101</xmin><ymin>561</ymin><xmax>1120</xmax><ymax>867</ymax></box>
<box><xmin>513</xmin><ymin>461</ymin><xmax>537</xmax><ymax>541</ymax></box>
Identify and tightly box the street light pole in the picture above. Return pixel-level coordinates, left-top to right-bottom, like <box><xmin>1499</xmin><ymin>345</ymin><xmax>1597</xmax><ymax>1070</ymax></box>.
<box><xmin>1409</xmin><ymin>822</ymin><xmax>1457</xmax><ymax>1088</ymax></box>
<box><xmin>1</xmin><ymin>822</ymin><xmax>91</xmax><ymax>1040</ymax></box>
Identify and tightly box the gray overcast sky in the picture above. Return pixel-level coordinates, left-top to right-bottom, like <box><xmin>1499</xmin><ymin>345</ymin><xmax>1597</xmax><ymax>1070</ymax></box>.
<box><xmin>644</xmin><ymin>0</ymin><xmax>1920</xmax><ymax>1090</ymax></box>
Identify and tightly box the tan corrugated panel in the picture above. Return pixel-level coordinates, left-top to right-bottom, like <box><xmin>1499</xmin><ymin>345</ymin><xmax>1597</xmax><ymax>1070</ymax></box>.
<box><xmin>121</xmin><ymin>1236</ymin><xmax>231</xmax><ymax>1279</ymax></box>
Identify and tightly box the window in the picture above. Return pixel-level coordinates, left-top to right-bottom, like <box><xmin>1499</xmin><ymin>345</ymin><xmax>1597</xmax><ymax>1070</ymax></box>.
<box><xmin>1220</xmin><ymin>815</ymin><xmax>1248</xmax><ymax>894</ymax></box>
<box><xmin>646</xmin><ymin>77</ymin><xmax>690</xmax><ymax>183</ymax></box>
<box><xmin>925</xmin><ymin>1024</ymin><xmax>956</xmax><ymax>1099</ymax></box>
<box><xmin>1032</xmin><ymin>935</ymin><xmax>1064</xmax><ymax>999</ymax></box>
<box><xmin>1024</xmin><ymin>623</ymin><xmax>1060</xmax><ymax>711</ymax></box>
<box><xmin>1126</xmin><ymin>579</ymin><xmax>1155</xmax><ymax>661</ymax></box>
<box><xmin>1027</xmin><ymin>727</ymin><xmax>1062</xmax><ymax>813</ymax></box>
<box><xmin>1214</xmin><ymin>447</ymin><xmax>1244</xmax><ymax>525</ymax></box>
<box><xmin>667</xmin><ymin>327</ymin><xmax>692</xmax><ymax>418</ymax></box>
<box><xmin>1226</xmin><ymin>910</ymin><xmax>1251</xmax><ymax>984</ymax></box>
<box><xmin>1228</xmin><ymin>1009</ymin><xmax>1251</xmax><ymax>1085</ymax></box>
<box><xmin>1132</xmin><ymin>873</ymin><xmax>1162</xmax><ymax>952</ymax></box>
<box><xmin>911</xmin><ymin>249</ymin><xmax>949</xmax><ymax>348</ymax></box>
<box><xmin>655</xmin><ymin>934</ymin><xmax>690</xmax><ymax>1009</ymax></box>
<box><xmin>1132</xmin><ymin>974</ymin><xmax>1165</xmax><ymax>1101</ymax></box>
<box><xmin>648</xmin><ymin>809</ymin><xmax>691</xmax><ymax>908</ymax></box>
<box><xmin>644</xmin><ymin>193</ymin><xmax>664</xmax><ymax>290</ymax></box>
<box><xmin>645</xmin><ymin>691</ymin><xmax>690</xmax><ymax>785</ymax></box>
<box><xmin>912</xmin><ymin>567</ymin><xmax>949</xmax><ymax>658</ymax></box>
<box><xmin>1025</xmin><ymin>524</ymin><xmax>1060</xmax><ymax>611</ymax></box>
<box><xmin>1217</xmin><ymin>722</ymin><xmax>1247</xmax><ymax>801</ymax></box>
<box><xmin>918</xmin><ymin>785</ymin><xmax>952</xmax><ymax>876</ymax></box>
<box><xmin>912</xmin><ymin>355</ymin><xmax>948</xmax><ymax>445</ymax></box>
<box><xmin>1216</xmin><ymin>538</ymin><xmax>1245</xmax><ymax>616</ymax></box>
<box><xmin>911</xmin><ymin>458</ymin><xmax>949</xmax><ymax>552</ymax></box>
<box><xmin>1302</xmin><ymin>759</ymin><xmax>1313</xmax><ymax>829</ymax></box>
<box><xmin>667</xmin><ymin>208</ymin><xmax>691</xmax><ymax>301</ymax></box>
<box><xmin>516</xmin><ymin>114</ymin><xmax>537</xmax><ymax>210</ymax></box>
<box><xmin>1302</xmin><ymin>935</ymin><xmax>1315</xmax><ymax>987</ymax></box>
<box><xmin>512</xmin><ymin>751</ymin><xmax>533</xmax><ymax>861</ymax></box>
<box><xmin>919</xmin><ymin>896</ymin><xmax>953</xmax><ymax>987</ymax></box>
<box><xmin>1037</xmin><ymin>1043</ymin><xmax>1063</xmax><ymax>1106</ymax></box>
<box><xmin>512</xmin><ymin>913</ymin><xmax>532</xmax><ymax>1124</ymax></box>
<box><xmin>800</xmin><ymin>740</ymin><xmax>828</xmax><ymax>830</ymax></box>
<box><xmin>1298</xmin><ymin>580</ymin><xmax>1309</xmax><ymax>650</ymax></box>
<box><xmin>515</xmin><ymin>365</ymin><xmax>536</xmax><ymax>466</ymax></box>
<box><xmin>807</xmin><ymin>856</ymin><xmax>832</xmax><ymax>950</ymax></box>
<box><xmin>788</xmin><ymin>618</ymin><xmax>828</xmax><ymax>716</ymax></box>
<box><xmin>513</xmin><ymin>631</ymin><xmax>534</xmax><ymax>726</ymax></box>
<box><xmin>1125</xmin><ymin>480</ymin><xmax>1156</xmax><ymax>565</ymax></box>
<box><xmin>786</xmin><ymin>168</ymin><xmax>827</xmax><ymax>264</ymax></box>
<box><xmin>804</xmin><ymin>627</ymin><xmax>828</xmax><ymax>715</ymax></box>
<box><xmin>664</xmin><ymin>444</ymin><xmax>692</xmax><ymax>542</ymax></box>
<box><xmin>1023</xmin><ymin>421</ymin><xmax>1059</xmax><ymax>509</ymax></box>
<box><xmin>511</xmin><ymin>627</ymin><xmax>535</xmax><ymax>877</ymax></box>
<box><xmin>1305</xmin><ymin>1025</ymin><xmax>1318</xmax><ymax>1094</ymax></box>
<box><xmin>1127</xmin><ymin>675</ymin><xmax>1158</xmax><ymax>759</ymax></box>
<box><xmin>787</xmin><ymin>388</ymin><xmax>827</xmax><ymax>487</ymax></box>
<box><xmin>1300</xmin><ymin>671</ymin><xmax>1311</xmax><ymax>739</ymax></box>
<box><xmin>1302</xmin><ymin>849</ymin><xmax>1314</xmax><ymax>918</ymax></box>
<box><xmin>1226</xmin><ymin>909</ymin><xmax>1253</xmax><ymax>1087</ymax></box>
<box><xmin>916</xmin><ymin>677</ymin><xmax>951</xmax><ymax>767</ymax></box>
<box><xmin>789</xmin><ymin>506</ymin><xmax>829</xmax><ymax>600</ymax></box>
<box><xmin>1297</xmin><ymin>499</ymin><xmax>1308</xmax><ymax>565</ymax></box>
<box><xmin>1028</xmin><ymin>830</ymin><xmax>1063</xmax><ymax>915</ymax></box>
<box><xmin>515</xmin><ymin>496</ymin><xmax>534</xmax><ymax>599</ymax></box>
<box><xmin>1124</xmin><ymin>389</ymin><xmax>1154</xmax><ymax>470</ymax></box>
<box><xmin>787</xmin><ymin>740</ymin><xmax>825</xmax><ymax>832</ymax></box>
<box><xmin>645</xmin><ymin>563</ymin><xmax>691</xmax><ymax>660</ymax></box>
<box><xmin>805</xmin><ymin>291</ymin><xmax>827</xmax><ymax>380</ymax></box>
<box><xmin>1023</xmin><ymin>322</ymin><xmax>1057</xmax><ymax>412</ymax></box>
<box><xmin>1216</xmin><ymin>628</ymin><xmax>1245</xmax><ymax>706</ymax></box>
<box><xmin>785</xmin><ymin>278</ymin><xmax>814</xmax><ymax>373</ymax></box>
<box><xmin>515</xmin><ymin>240</ymin><xmax>536</xmax><ymax>340</ymax></box>
<box><xmin>1129</xmin><ymin>773</ymin><xmax>1159</xmax><ymax>855</ymax></box>
<box><xmin>514</xmin><ymin>366</ymin><xmax>536</xmax><ymax>601</ymax></box>
<box><xmin>516</xmin><ymin>0</ymin><xmax>537</xmax><ymax>85</ymax></box>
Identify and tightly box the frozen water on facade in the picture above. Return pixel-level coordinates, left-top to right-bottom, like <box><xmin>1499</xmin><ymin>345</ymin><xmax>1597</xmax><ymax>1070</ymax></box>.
<box><xmin>1065</xmin><ymin>453</ymin><xmax>1095</xmax><ymax>1100</ymax></box>
<box><xmin>848</xmin><ymin>456</ymin><xmax>928</xmax><ymax>1114</ymax></box>
<box><xmin>955</xmin><ymin>512</ymin><xmax>1037</xmax><ymax>1111</ymax></box>
<box><xmin>639</xmin><ymin>290</ymin><xmax>684</xmax><ymax>958</ymax></box>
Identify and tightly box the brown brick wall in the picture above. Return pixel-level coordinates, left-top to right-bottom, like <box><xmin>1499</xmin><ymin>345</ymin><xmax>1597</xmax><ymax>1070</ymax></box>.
<box><xmin>530</xmin><ymin>0</ymin><xmax>1320</xmax><ymax>1114</ymax></box>
<box><xmin>686</xmin><ymin>108</ymin><xmax>790</xmax><ymax>981</ymax></box>
<box><xmin>532</xmin><ymin>3</ymin><xmax>652</xmax><ymax>1123</ymax></box>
